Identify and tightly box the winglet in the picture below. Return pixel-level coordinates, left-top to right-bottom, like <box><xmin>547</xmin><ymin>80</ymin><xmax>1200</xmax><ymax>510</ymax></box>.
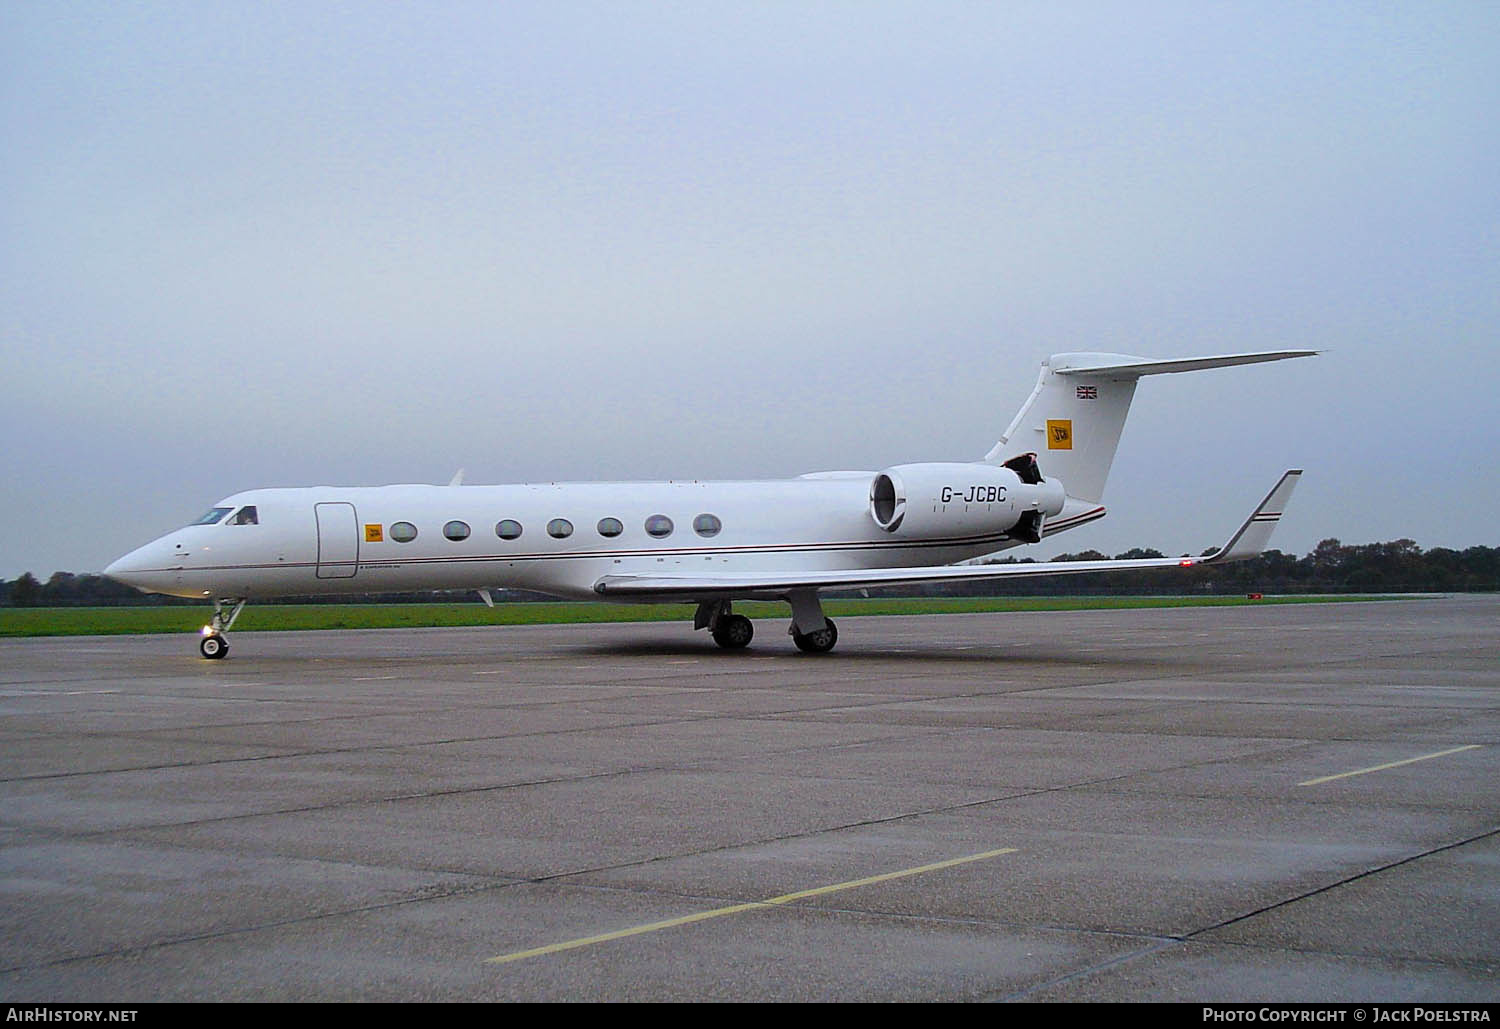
<box><xmin>1200</xmin><ymin>470</ymin><xmax>1303</xmax><ymax>564</ymax></box>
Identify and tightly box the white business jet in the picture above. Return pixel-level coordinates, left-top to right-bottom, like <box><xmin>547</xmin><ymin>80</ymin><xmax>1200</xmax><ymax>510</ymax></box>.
<box><xmin>105</xmin><ymin>350</ymin><xmax>1312</xmax><ymax>658</ymax></box>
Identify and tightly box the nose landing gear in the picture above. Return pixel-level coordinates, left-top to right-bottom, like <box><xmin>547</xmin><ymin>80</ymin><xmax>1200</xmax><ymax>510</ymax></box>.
<box><xmin>199</xmin><ymin>598</ymin><xmax>247</xmax><ymax>659</ymax></box>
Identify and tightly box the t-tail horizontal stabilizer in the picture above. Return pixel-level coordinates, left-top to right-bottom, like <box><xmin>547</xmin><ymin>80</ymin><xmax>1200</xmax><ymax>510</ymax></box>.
<box><xmin>1050</xmin><ymin>352</ymin><xmax>1318</xmax><ymax>379</ymax></box>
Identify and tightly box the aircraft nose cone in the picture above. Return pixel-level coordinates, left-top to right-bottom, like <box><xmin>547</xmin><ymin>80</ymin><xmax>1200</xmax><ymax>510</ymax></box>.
<box><xmin>102</xmin><ymin>538</ymin><xmax>203</xmax><ymax>598</ymax></box>
<box><xmin>103</xmin><ymin>548</ymin><xmax>154</xmax><ymax>591</ymax></box>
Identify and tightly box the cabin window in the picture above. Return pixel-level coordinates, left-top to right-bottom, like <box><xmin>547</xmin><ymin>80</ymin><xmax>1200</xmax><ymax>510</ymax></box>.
<box><xmin>645</xmin><ymin>514</ymin><xmax>674</xmax><ymax>539</ymax></box>
<box><xmin>693</xmin><ymin>513</ymin><xmax>721</xmax><ymax>538</ymax></box>
<box><xmin>390</xmin><ymin>521</ymin><xmax>418</xmax><ymax>542</ymax></box>
<box><xmin>547</xmin><ymin>518</ymin><xmax>574</xmax><ymax>539</ymax></box>
<box><xmin>496</xmin><ymin>519</ymin><xmax>523</xmax><ymax>540</ymax></box>
<box><xmin>597</xmin><ymin>517</ymin><xmax>623</xmax><ymax>538</ymax></box>
<box><xmin>443</xmin><ymin>520</ymin><xmax>471</xmax><ymax>541</ymax></box>
<box><xmin>229</xmin><ymin>506</ymin><xmax>258</xmax><ymax>525</ymax></box>
<box><xmin>191</xmin><ymin>507</ymin><xmax>233</xmax><ymax>526</ymax></box>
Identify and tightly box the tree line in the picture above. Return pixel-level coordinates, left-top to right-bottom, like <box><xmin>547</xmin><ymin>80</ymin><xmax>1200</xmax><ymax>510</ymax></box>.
<box><xmin>946</xmin><ymin>537</ymin><xmax>1499</xmax><ymax>597</ymax></box>
<box><xmin>2</xmin><ymin>538</ymin><xmax>1496</xmax><ymax>607</ymax></box>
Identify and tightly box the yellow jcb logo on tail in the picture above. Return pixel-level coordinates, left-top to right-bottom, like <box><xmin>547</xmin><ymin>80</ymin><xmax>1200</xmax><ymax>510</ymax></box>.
<box><xmin>1046</xmin><ymin>419</ymin><xmax>1073</xmax><ymax>450</ymax></box>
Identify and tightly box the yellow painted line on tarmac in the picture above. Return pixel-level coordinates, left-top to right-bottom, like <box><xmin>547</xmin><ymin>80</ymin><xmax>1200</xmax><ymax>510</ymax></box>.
<box><xmin>486</xmin><ymin>846</ymin><xmax>1018</xmax><ymax>966</ymax></box>
<box><xmin>1298</xmin><ymin>745</ymin><xmax>1481</xmax><ymax>786</ymax></box>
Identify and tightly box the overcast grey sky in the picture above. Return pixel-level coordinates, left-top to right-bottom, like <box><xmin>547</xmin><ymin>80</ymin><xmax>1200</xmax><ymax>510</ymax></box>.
<box><xmin>3</xmin><ymin>2</ymin><xmax>1497</xmax><ymax>579</ymax></box>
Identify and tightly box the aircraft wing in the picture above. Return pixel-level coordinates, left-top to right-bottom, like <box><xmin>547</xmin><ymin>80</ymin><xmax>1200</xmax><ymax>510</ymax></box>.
<box><xmin>594</xmin><ymin>470</ymin><xmax>1301</xmax><ymax>598</ymax></box>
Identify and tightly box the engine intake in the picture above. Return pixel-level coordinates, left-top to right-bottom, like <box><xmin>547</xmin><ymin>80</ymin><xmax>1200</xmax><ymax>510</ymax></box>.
<box><xmin>869</xmin><ymin>462</ymin><xmax>1065</xmax><ymax>540</ymax></box>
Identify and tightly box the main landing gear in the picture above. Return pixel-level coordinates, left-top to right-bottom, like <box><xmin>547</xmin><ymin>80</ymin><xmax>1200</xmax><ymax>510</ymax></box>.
<box><xmin>199</xmin><ymin>598</ymin><xmax>247</xmax><ymax>660</ymax></box>
<box><xmin>787</xmin><ymin>589</ymin><xmax>837</xmax><ymax>654</ymax></box>
<box><xmin>792</xmin><ymin>620</ymin><xmax>838</xmax><ymax>654</ymax></box>
<box><xmin>698</xmin><ymin>599</ymin><xmax>753</xmax><ymax>649</ymax></box>
<box><xmin>712</xmin><ymin>612</ymin><xmax>754</xmax><ymax>649</ymax></box>
<box><xmin>694</xmin><ymin>593</ymin><xmax>840</xmax><ymax>654</ymax></box>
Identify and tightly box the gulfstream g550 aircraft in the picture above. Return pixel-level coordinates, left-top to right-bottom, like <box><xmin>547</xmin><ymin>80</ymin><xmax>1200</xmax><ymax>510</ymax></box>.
<box><xmin>105</xmin><ymin>350</ymin><xmax>1313</xmax><ymax>658</ymax></box>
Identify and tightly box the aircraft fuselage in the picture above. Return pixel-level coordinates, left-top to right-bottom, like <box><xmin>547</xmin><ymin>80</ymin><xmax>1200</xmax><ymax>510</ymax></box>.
<box><xmin>105</xmin><ymin>472</ymin><xmax>1080</xmax><ymax>603</ymax></box>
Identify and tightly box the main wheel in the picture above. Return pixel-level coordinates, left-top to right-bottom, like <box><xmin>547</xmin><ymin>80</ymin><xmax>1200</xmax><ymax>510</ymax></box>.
<box><xmin>711</xmin><ymin>614</ymin><xmax>754</xmax><ymax>649</ymax></box>
<box><xmin>199</xmin><ymin>634</ymin><xmax>229</xmax><ymax>660</ymax></box>
<box><xmin>792</xmin><ymin>618</ymin><xmax>838</xmax><ymax>654</ymax></box>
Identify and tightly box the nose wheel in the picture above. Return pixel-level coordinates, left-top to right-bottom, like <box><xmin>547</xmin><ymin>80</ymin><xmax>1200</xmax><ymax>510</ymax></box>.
<box><xmin>199</xmin><ymin>598</ymin><xmax>247</xmax><ymax>659</ymax></box>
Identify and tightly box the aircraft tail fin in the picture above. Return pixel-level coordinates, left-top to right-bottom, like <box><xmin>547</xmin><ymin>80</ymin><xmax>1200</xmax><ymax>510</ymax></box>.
<box><xmin>984</xmin><ymin>350</ymin><xmax>1316</xmax><ymax>503</ymax></box>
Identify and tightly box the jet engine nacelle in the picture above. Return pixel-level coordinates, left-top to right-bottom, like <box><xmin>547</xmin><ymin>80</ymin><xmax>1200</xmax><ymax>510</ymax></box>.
<box><xmin>869</xmin><ymin>462</ymin><xmax>1066</xmax><ymax>541</ymax></box>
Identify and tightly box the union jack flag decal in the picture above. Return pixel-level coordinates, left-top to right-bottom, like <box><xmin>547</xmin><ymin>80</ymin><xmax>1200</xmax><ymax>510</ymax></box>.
<box><xmin>1076</xmin><ymin>385</ymin><xmax>1098</xmax><ymax>400</ymax></box>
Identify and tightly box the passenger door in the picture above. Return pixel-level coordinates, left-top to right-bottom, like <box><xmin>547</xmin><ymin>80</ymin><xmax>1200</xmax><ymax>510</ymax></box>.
<box><xmin>314</xmin><ymin>502</ymin><xmax>359</xmax><ymax>579</ymax></box>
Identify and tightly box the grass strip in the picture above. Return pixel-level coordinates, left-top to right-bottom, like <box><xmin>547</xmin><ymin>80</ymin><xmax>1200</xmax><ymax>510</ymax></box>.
<box><xmin>0</xmin><ymin>594</ymin><xmax>1391</xmax><ymax>638</ymax></box>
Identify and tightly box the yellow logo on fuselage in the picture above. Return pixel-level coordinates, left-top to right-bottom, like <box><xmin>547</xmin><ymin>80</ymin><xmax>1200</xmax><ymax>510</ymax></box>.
<box><xmin>1046</xmin><ymin>419</ymin><xmax>1073</xmax><ymax>450</ymax></box>
<box><xmin>364</xmin><ymin>524</ymin><xmax>384</xmax><ymax>542</ymax></box>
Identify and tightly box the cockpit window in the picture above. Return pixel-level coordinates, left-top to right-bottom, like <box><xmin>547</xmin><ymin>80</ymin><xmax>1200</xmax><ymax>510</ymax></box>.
<box><xmin>191</xmin><ymin>507</ymin><xmax>233</xmax><ymax>526</ymax></box>
<box><xmin>229</xmin><ymin>506</ymin><xmax>258</xmax><ymax>525</ymax></box>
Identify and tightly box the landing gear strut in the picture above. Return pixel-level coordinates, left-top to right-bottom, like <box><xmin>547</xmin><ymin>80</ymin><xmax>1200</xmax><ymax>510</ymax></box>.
<box><xmin>199</xmin><ymin>598</ymin><xmax>247</xmax><ymax>660</ymax></box>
